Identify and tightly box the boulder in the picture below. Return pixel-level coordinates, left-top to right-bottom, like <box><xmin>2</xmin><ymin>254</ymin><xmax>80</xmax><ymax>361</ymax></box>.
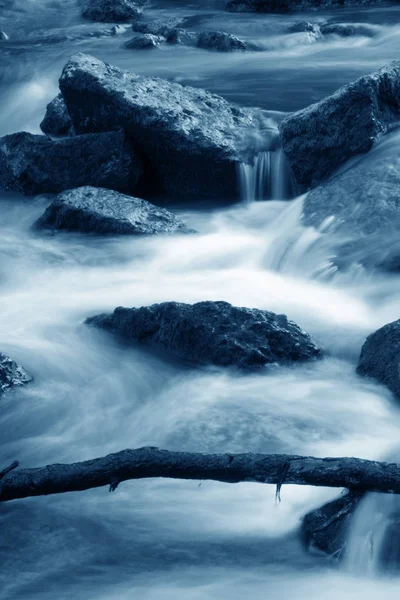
<box><xmin>82</xmin><ymin>0</ymin><xmax>147</xmax><ymax>22</ymax></box>
<box><xmin>0</xmin><ymin>130</ymin><xmax>142</xmax><ymax>196</ymax></box>
<box><xmin>86</xmin><ymin>300</ymin><xmax>321</xmax><ymax>369</ymax></box>
<box><xmin>59</xmin><ymin>53</ymin><xmax>266</xmax><ymax>200</ymax></box>
<box><xmin>196</xmin><ymin>31</ymin><xmax>261</xmax><ymax>52</ymax></box>
<box><xmin>124</xmin><ymin>33</ymin><xmax>164</xmax><ymax>49</ymax></box>
<box><xmin>0</xmin><ymin>353</ymin><xmax>32</xmax><ymax>397</ymax></box>
<box><xmin>226</xmin><ymin>0</ymin><xmax>394</xmax><ymax>11</ymax></box>
<box><xmin>357</xmin><ymin>320</ymin><xmax>400</xmax><ymax>399</ymax></box>
<box><xmin>35</xmin><ymin>186</ymin><xmax>191</xmax><ymax>235</ymax></box>
<box><xmin>302</xmin><ymin>492</ymin><xmax>362</xmax><ymax>557</ymax></box>
<box><xmin>40</xmin><ymin>93</ymin><xmax>73</xmax><ymax>137</ymax></box>
<box><xmin>302</xmin><ymin>153</ymin><xmax>400</xmax><ymax>271</ymax></box>
<box><xmin>279</xmin><ymin>61</ymin><xmax>400</xmax><ymax>191</ymax></box>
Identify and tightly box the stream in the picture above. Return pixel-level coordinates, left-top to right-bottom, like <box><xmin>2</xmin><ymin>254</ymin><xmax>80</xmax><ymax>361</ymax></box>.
<box><xmin>1</xmin><ymin>0</ymin><xmax>400</xmax><ymax>598</ymax></box>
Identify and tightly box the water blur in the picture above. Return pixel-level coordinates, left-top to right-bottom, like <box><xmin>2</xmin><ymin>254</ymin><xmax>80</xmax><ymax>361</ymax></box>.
<box><xmin>1</xmin><ymin>0</ymin><xmax>400</xmax><ymax>598</ymax></box>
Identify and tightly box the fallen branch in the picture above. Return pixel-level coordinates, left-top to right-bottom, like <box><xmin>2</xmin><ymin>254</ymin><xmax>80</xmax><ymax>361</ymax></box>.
<box><xmin>1</xmin><ymin>447</ymin><xmax>400</xmax><ymax>503</ymax></box>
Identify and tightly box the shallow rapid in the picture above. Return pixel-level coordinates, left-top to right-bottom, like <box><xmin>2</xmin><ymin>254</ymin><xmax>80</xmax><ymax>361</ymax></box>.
<box><xmin>2</xmin><ymin>1</ymin><xmax>400</xmax><ymax>598</ymax></box>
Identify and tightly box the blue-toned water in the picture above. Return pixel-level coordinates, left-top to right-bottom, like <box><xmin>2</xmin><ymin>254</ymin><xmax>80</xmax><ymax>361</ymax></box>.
<box><xmin>1</xmin><ymin>1</ymin><xmax>400</xmax><ymax>598</ymax></box>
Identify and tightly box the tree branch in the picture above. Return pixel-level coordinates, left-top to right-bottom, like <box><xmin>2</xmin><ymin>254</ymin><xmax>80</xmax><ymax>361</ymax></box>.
<box><xmin>1</xmin><ymin>447</ymin><xmax>400</xmax><ymax>503</ymax></box>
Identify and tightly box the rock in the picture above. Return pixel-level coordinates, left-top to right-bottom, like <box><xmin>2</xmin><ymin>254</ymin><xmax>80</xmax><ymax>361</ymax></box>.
<box><xmin>86</xmin><ymin>300</ymin><xmax>321</xmax><ymax>369</ymax></box>
<box><xmin>131</xmin><ymin>17</ymin><xmax>185</xmax><ymax>36</ymax></box>
<box><xmin>0</xmin><ymin>29</ymin><xmax>9</xmax><ymax>41</ymax></box>
<box><xmin>59</xmin><ymin>53</ymin><xmax>265</xmax><ymax>200</ymax></box>
<box><xmin>82</xmin><ymin>0</ymin><xmax>147</xmax><ymax>22</ymax></box>
<box><xmin>196</xmin><ymin>31</ymin><xmax>261</xmax><ymax>52</ymax></box>
<box><xmin>124</xmin><ymin>33</ymin><xmax>164</xmax><ymax>49</ymax></box>
<box><xmin>111</xmin><ymin>24</ymin><xmax>127</xmax><ymax>35</ymax></box>
<box><xmin>357</xmin><ymin>320</ymin><xmax>400</xmax><ymax>399</ymax></box>
<box><xmin>163</xmin><ymin>27</ymin><xmax>262</xmax><ymax>52</ymax></box>
<box><xmin>166</xmin><ymin>27</ymin><xmax>198</xmax><ymax>46</ymax></box>
<box><xmin>0</xmin><ymin>353</ymin><xmax>32</xmax><ymax>397</ymax></box>
<box><xmin>287</xmin><ymin>21</ymin><xmax>321</xmax><ymax>34</ymax></box>
<box><xmin>279</xmin><ymin>61</ymin><xmax>400</xmax><ymax>191</ymax></box>
<box><xmin>226</xmin><ymin>0</ymin><xmax>394</xmax><ymax>11</ymax></box>
<box><xmin>35</xmin><ymin>186</ymin><xmax>191</xmax><ymax>235</ymax></box>
<box><xmin>0</xmin><ymin>130</ymin><xmax>142</xmax><ymax>196</ymax></box>
<box><xmin>286</xmin><ymin>21</ymin><xmax>322</xmax><ymax>42</ymax></box>
<box><xmin>302</xmin><ymin>152</ymin><xmax>400</xmax><ymax>271</ymax></box>
<box><xmin>320</xmin><ymin>22</ymin><xmax>377</xmax><ymax>37</ymax></box>
<box><xmin>302</xmin><ymin>492</ymin><xmax>362</xmax><ymax>557</ymax></box>
<box><xmin>40</xmin><ymin>94</ymin><xmax>73</xmax><ymax>137</ymax></box>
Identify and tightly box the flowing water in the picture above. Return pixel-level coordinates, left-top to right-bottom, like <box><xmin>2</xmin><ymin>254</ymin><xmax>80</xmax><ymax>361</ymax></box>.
<box><xmin>1</xmin><ymin>0</ymin><xmax>400</xmax><ymax>598</ymax></box>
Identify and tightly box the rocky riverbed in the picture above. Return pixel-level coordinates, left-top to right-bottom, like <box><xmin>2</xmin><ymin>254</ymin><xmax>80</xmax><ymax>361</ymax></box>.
<box><xmin>2</xmin><ymin>0</ymin><xmax>400</xmax><ymax>599</ymax></box>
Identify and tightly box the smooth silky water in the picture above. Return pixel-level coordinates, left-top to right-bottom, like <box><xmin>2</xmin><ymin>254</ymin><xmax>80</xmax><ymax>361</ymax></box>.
<box><xmin>2</xmin><ymin>0</ymin><xmax>400</xmax><ymax>598</ymax></box>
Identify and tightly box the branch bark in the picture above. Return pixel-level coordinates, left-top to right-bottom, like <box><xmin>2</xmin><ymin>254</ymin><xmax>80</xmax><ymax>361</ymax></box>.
<box><xmin>1</xmin><ymin>447</ymin><xmax>400</xmax><ymax>503</ymax></box>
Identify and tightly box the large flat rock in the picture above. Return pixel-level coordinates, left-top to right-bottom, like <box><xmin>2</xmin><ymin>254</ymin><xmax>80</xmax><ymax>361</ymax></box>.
<box><xmin>86</xmin><ymin>300</ymin><xmax>321</xmax><ymax>369</ymax></box>
<box><xmin>36</xmin><ymin>186</ymin><xmax>191</xmax><ymax>235</ymax></box>
<box><xmin>279</xmin><ymin>61</ymin><xmax>400</xmax><ymax>191</ymax></box>
<box><xmin>59</xmin><ymin>53</ymin><xmax>265</xmax><ymax>200</ymax></box>
<box><xmin>0</xmin><ymin>353</ymin><xmax>32</xmax><ymax>397</ymax></box>
<box><xmin>0</xmin><ymin>130</ymin><xmax>142</xmax><ymax>196</ymax></box>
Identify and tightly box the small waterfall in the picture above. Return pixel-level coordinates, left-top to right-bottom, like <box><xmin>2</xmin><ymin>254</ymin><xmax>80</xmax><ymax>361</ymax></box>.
<box><xmin>239</xmin><ymin>149</ymin><xmax>293</xmax><ymax>203</ymax></box>
<box><xmin>345</xmin><ymin>450</ymin><xmax>400</xmax><ymax>576</ymax></box>
<box><xmin>239</xmin><ymin>151</ymin><xmax>270</xmax><ymax>202</ymax></box>
<box><xmin>345</xmin><ymin>492</ymin><xmax>400</xmax><ymax>576</ymax></box>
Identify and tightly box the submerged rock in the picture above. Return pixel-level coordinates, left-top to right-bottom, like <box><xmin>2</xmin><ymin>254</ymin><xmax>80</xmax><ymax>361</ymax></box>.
<box><xmin>0</xmin><ymin>130</ymin><xmax>142</xmax><ymax>196</ymax></box>
<box><xmin>59</xmin><ymin>53</ymin><xmax>265</xmax><ymax>200</ymax></box>
<box><xmin>357</xmin><ymin>320</ymin><xmax>400</xmax><ymax>399</ymax></box>
<box><xmin>40</xmin><ymin>93</ymin><xmax>73</xmax><ymax>137</ymax></box>
<box><xmin>196</xmin><ymin>31</ymin><xmax>261</xmax><ymax>52</ymax></box>
<box><xmin>226</xmin><ymin>0</ymin><xmax>394</xmax><ymax>11</ymax></box>
<box><xmin>124</xmin><ymin>33</ymin><xmax>164</xmax><ymax>49</ymax></box>
<box><xmin>286</xmin><ymin>21</ymin><xmax>322</xmax><ymax>42</ymax></box>
<box><xmin>0</xmin><ymin>353</ymin><xmax>32</xmax><ymax>397</ymax></box>
<box><xmin>111</xmin><ymin>24</ymin><xmax>128</xmax><ymax>35</ymax></box>
<box><xmin>86</xmin><ymin>300</ymin><xmax>321</xmax><ymax>369</ymax></box>
<box><xmin>36</xmin><ymin>186</ymin><xmax>191</xmax><ymax>235</ymax></box>
<box><xmin>166</xmin><ymin>27</ymin><xmax>198</xmax><ymax>46</ymax></box>
<box><xmin>302</xmin><ymin>152</ymin><xmax>400</xmax><ymax>271</ymax></box>
<box><xmin>287</xmin><ymin>21</ymin><xmax>320</xmax><ymax>33</ymax></box>
<box><xmin>133</xmin><ymin>22</ymin><xmax>261</xmax><ymax>52</ymax></box>
<box><xmin>320</xmin><ymin>22</ymin><xmax>377</xmax><ymax>37</ymax></box>
<box><xmin>280</xmin><ymin>61</ymin><xmax>400</xmax><ymax>191</ymax></box>
<box><xmin>82</xmin><ymin>0</ymin><xmax>147</xmax><ymax>22</ymax></box>
<box><xmin>131</xmin><ymin>17</ymin><xmax>185</xmax><ymax>36</ymax></box>
<box><xmin>302</xmin><ymin>492</ymin><xmax>362</xmax><ymax>557</ymax></box>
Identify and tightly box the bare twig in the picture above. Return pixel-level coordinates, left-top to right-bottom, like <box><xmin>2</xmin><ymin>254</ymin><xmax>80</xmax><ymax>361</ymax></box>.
<box><xmin>0</xmin><ymin>460</ymin><xmax>19</xmax><ymax>481</ymax></box>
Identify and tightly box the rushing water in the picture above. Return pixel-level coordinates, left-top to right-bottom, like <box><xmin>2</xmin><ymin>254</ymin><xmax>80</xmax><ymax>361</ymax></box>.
<box><xmin>2</xmin><ymin>1</ymin><xmax>400</xmax><ymax>599</ymax></box>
